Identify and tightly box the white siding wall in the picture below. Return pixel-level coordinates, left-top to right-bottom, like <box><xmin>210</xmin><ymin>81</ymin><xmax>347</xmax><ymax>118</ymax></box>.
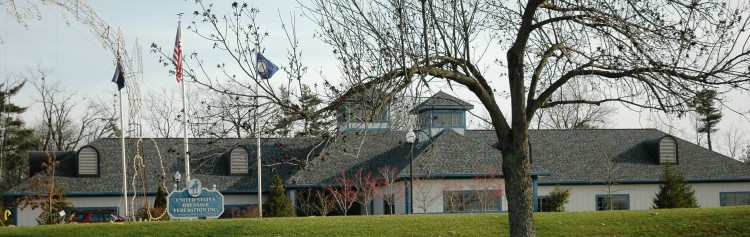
<box><xmin>692</xmin><ymin>182</ymin><xmax>750</xmax><ymax>207</ymax></box>
<box><xmin>224</xmin><ymin>194</ymin><xmax>259</xmax><ymax>205</ymax></box>
<box><xmin>13</xmin><ymin>207</ymin><xmax>42</xmax><ymax>227</ymax></box>
<box><xmin>538</xmin><ymin>182</ymin><xmax>750</xmax><ymax>212</ymax></box>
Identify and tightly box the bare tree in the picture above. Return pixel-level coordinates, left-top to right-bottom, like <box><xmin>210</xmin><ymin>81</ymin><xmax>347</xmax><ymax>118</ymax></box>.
<box><xmin>741</xmin><ymin>144</ymin><xmax>750</xmax><ymax>165</ymax></box>
<box><xmin>148</xmin><ymin>1</ymin><xmax>750</xmax><ymax>235</ymax></box>
<box><xmin>533</xmin><ymin>81</ymin><xmax>616</xmax><ymax>129</ymax></box>
<box><xmin>377</xmin><ymin>166</ymin><xmax>402</xmax><ymax>214</ymax></box>
<box><xmin>25</xmin><ymin>67</ymin><xmax>116</xmax><ymax>150</ymax></box>
<box><xmin>353</xmin><ymin>169</ymin><xmax>379</xmax><ymax>215</ymax></box>
<box><xmin>598</xmin><ymin>155</ymin><xmax>627</xmax><ymax>210</ymax></box>
<box><xmin>412</xmin><ymin>176</ymin><xmax>440</xmax><ymax>213</ymax></box>
<box><xmin>142</xmin><ymin>87</ymin><xmax>184</xmax><ymax>138</ymax></box>
<box><xmin>313</xmin><ymin>189</ymin><xmax>336</xmax><ymax>216</ymax></box>
<box><xmin>721</xmin><ymin>125</ymin><xmax>746</xmax><ymax>159</ymax></box>
<box><xmin>301</xmin><ymin>1</ymin><xmax>750</xmax><ymax>235</ymax></box>
<box><xmin>295</xmin><ymin>188</ymin><xmax>316</xmax><ymax>216</ymax></box>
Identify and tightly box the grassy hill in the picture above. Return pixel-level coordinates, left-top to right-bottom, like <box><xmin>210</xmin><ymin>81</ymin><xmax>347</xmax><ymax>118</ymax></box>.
<box><xmin>1</xmin><ymin>206</ymin><xmax>748</xmax><ymax>236</ymax></box>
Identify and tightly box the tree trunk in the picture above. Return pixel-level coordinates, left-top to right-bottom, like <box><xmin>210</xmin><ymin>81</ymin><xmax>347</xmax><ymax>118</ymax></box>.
<box><xmin>501</xmin><ymin>132</ymin><xmax>535</xmax><ymax>237</ymax></box>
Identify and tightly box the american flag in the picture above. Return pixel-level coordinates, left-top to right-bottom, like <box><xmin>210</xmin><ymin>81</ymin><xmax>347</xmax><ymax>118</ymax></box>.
<box><xmin>173</xmin><ymin>21</ymin><xmax>183</xmax><ymax>83</ymax></box>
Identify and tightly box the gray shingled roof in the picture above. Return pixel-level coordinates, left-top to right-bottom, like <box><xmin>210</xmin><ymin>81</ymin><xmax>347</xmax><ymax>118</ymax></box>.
<box><xmin>406</xmin><ymin>129</ymin><xmax>503</xmax><ymax>177</ymax></box>
<box><xmin>414</xmin><ymin>91</ymin><xmax>474</xmax><ymax>113</ymax></box>
<box><xmin>289</xmin><ymin>129</ymin><xmax>509</xmax><ymax>188</ymax></box>
<box><xmin>469</xmin><ymin>129</ymin><xmax>750</xmax><ymax>184</ymax></box>
<box><xmin>7</xmin><ymin>129</ymin><xmax>748</xmax><ymax>197</ymax></box>
<box><xmin>289</xmin><ymin>131</ymin><xmax>412</xmax><ymax>186</ymax></box>
<box><xmin>5</xmin><ymin>137</ymin><xmax>322</xmax><ymax>196</ymax></box>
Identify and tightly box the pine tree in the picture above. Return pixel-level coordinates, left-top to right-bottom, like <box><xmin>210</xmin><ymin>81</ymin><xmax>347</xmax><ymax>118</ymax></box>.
<box><xmin>0</xmin><ymin>81</ymin><xmax>39</xmax><ymax>194</ymax></box>
<box><xmin>154</xmin><ymin>186</ymin><xmax>167</xmax><ymax>209</ymax></box>
<box><xmin>690</xmin><ymin>89</ymin><xmax>722</xmax><ymax>151</ymax></box>
<box><xmin>652</xmin><ymin>165</ymin><xmax>699</xmax><ymax>209</ymax></box>
<box><xmin>266</xmin><ymin>175</ymin><xmax>295</xmax><ymax>217</ymax></box>
<box><xmin>274</xmin><ymin>85</ymin><xmax>332</xmax><ymax>137</ymax></box>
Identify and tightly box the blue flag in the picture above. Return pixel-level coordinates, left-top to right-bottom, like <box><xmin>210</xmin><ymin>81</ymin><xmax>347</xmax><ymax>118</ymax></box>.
<box><xmin>112</xmin><ymin>62</ymin><xmax>125</xmax><ymax>91</ymax></box>
<box><xmin>256</xmin><ymin>53</ymin><xmax>278</xmax><ymax>79</ymax></box>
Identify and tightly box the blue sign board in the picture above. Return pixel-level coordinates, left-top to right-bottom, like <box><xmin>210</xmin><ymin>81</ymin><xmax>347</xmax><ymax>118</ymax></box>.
<box><xmin>167</xmin><ymin>179</ymin><xmax>224</xmax><ymax>219</ymax></box>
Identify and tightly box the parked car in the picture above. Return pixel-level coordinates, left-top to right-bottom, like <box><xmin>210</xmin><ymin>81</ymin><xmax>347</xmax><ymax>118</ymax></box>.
<box><xmin>70</xmin><ymin>211</ymin><xmax>124</xmax><ymax>223</ymax></box>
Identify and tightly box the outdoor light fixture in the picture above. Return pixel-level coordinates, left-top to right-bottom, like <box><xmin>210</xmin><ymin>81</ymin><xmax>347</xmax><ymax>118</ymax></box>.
<box><xmin>173</xmin><ymin>171</ymin><xmax>181</xmax><ymax>191</ymax></box>
<box><xmin>405</xmin><ymin>129</ymin><xmax>416</xmax><ymax>214</ymax></box>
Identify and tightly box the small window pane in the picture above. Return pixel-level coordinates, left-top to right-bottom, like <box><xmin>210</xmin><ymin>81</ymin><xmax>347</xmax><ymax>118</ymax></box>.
<box><xmin>596</xmin><ymin>195</ymin><xmax>629</xmax><ymax>211</ymax></box>
<box><xmin>721</xmin><ymin>192</ymin><xmax>750</xmax><ymax>206</ymax></box>
<box><xmin>537</xmin><ymin>196</ymin><xmax>552</xmax><ymax>212</ymax></box>
<box><xmin>452</xmin><ymin>113</ymin><xmax>461</xmax><ymax>126</ymax></box>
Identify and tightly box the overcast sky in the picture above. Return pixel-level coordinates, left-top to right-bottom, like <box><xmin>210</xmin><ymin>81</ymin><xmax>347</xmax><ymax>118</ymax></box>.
<box><xmin>1</xmin><ymin>1</ymin><xmax>749</xmax><ymax>157</ymax></box>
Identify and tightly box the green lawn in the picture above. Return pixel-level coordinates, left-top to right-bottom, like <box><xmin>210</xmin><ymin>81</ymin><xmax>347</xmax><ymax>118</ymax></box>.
<box><xmin>1</xmin><ymin>206</ymin><xmax>748</xmax><ymax>237</ymax></box>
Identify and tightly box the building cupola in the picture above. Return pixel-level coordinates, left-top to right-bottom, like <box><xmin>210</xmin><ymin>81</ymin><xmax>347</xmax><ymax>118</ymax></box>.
<box><xmin>412</xmin><ymin>91</ymin><xmax>473</xmax><ymax>141</ymax></box>
<box><xmin>337</xmin><ymin>89</ymin><xmax>390</xmax><ymax>132</ymax></box>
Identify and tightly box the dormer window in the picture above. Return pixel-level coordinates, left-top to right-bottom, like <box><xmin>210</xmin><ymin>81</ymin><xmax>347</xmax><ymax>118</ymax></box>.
<box><xmin>646</xmin><ymin>135</ymin><xmax>679</xmax><ymax>165</ymax></box>
<box><xmin>658</xmin><ymin>136</ymin><xmax>678</xmax><ymax>164</ymax></box>
<box><xmin>77</xmin><ymin>146</ymin><xmax>100</xmax><ymax>177</ymax></box>
<box><xmin>228</xmin><ymin>146</ymin><xmax>249</xmax><ymax>175</ymax></box>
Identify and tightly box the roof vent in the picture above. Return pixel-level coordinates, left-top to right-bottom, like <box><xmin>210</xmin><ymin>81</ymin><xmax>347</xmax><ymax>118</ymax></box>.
<box><xmin>228</xmin><ymin>146</ymin><xmax>249</xmax><ymax>175</ymax></box>
<box><xmin>77</xmin><ymin>146</ymin><xmax>100</xmax><ymax>177</ymax></box>
<box><xmin>646</xmin><ymin>135</ymin><xmax>679</xmax><ymax>165</ymax></box>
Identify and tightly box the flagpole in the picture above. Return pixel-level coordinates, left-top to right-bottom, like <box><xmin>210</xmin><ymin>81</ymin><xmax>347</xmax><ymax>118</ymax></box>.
<box><xmin>253</xmin><ymin>52</ymin><xmax>278</xmax><ymax>218</ymax></box>
<box><xmin>176</xmin><ymin>14</ymin><xmax>190</xmax><ymax>186</ymax></box>
<box><xmin>181</xmin><ymin>70</ymin><xmax>190</xmax><ymax>185</ymax></box>
<box><xmin>255</xmin><ymin>51</ymin><xmax>263</xmax><ymax>218</ymax></box>
<box><xmin>119</xmin><ymin>78</ymin><xmax>128</xmax><ymax>221</ymax></box>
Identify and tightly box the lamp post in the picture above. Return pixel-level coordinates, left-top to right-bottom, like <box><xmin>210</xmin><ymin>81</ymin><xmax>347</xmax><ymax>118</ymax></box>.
<box><xmin>405</xmin><ymin>130</ymin><xmax>416</xmax><ymax>214</ymax></box>
<box><xmin>173</xmin><ymin>171</ymin><xmax>181</xmax><ymax>192</ymax></box>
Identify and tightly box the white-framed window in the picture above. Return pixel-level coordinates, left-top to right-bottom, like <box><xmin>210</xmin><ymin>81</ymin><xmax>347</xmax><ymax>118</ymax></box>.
<box><xmin>720</xmin><ymin>192</ymin><xmax>750</xmax><ymax>206</ymax></box>
<box><xmin>443</xmin><ymin>190</ymin><xmax>502</xmax><ymax>213</ymax></box>
<box><xmin>433</xmin><ymin>113</ymin><xmax>463</xmax><ymax>127</ymax></box>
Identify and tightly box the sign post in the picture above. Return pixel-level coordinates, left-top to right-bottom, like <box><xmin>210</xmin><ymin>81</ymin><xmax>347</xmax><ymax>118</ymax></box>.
<box><xmin>167</xmin><ymin>179</ymin><xmax>224</xmax><ymax>219</ymax></box>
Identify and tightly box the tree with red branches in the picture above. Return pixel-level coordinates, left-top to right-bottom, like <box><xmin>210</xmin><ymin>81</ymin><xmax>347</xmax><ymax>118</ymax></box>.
<box><xmin>16</xmin><ymin>152</ymin><xmax>73</xmax><ymax>225</ymax></box>
<box><xmin>470</xmin><ymin>168</ymin><xmax>504</xmax><ymax>212</ymax></box>
<box><xmin>325</xmin><ymin>170</ymin><xmax>358</xmax><ymax>216</ymax></box>
<box><xmin>353</xmin><ymin>169</ymin><xmax>379</xmax><ymax>215</ymax></box>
